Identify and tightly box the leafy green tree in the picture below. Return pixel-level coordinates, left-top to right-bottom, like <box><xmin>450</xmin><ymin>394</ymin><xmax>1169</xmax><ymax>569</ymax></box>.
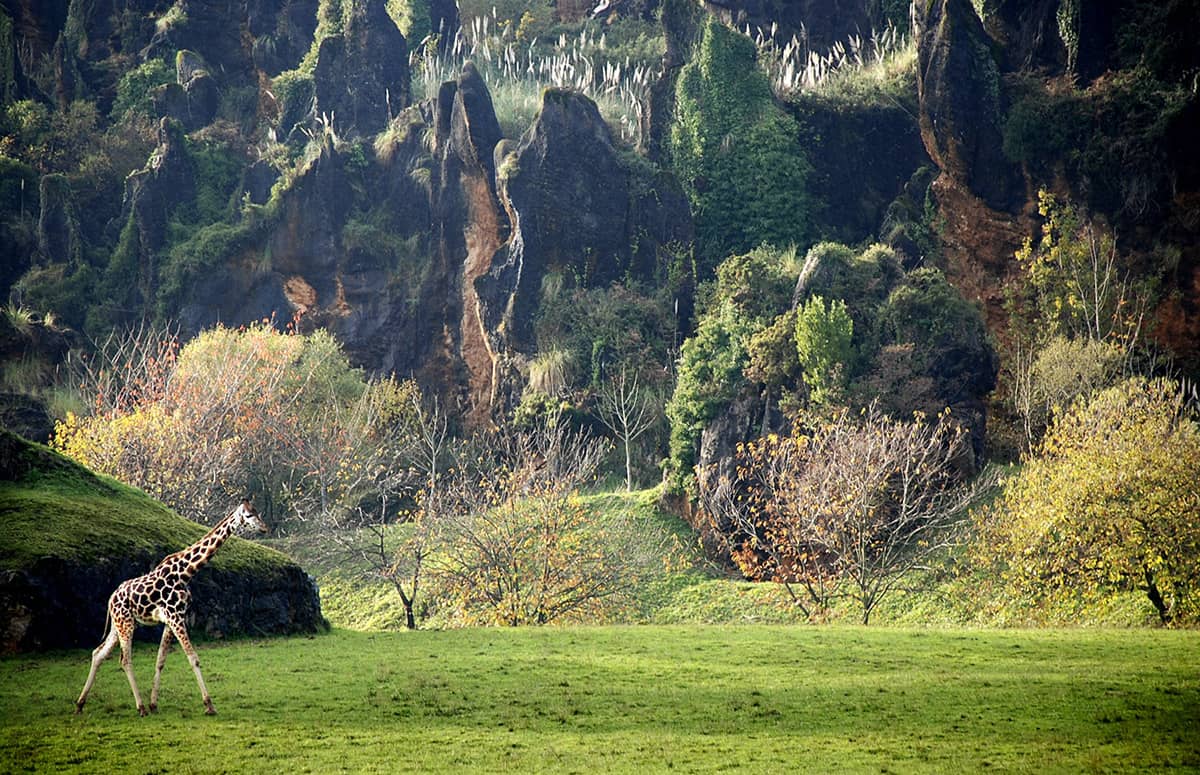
<box><xmin>794</xmin><ymin>295</ymin><xmax>854</xmax><ymax>406</ymax></box>
<box><xmin>974</xmin><ymin>377</ymin><xmax>1200</xmax><ymax>625</ymax></box>
<box><xmin>669</xmin><ymin>17</ymin><xmax>811</xmax><ymax>276</ymax></box>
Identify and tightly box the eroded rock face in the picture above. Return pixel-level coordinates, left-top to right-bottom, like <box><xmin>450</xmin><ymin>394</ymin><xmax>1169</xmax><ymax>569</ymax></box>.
<box><xmin>36</xmin><ymin>174</ymin><xmax>81</xmax><ymax>266</ymax></box>
<box><xmin>313</xmin><ymin>0</ymin><xmax>409</xmax><ymax>136</ymax></box>
<box><xmin>487</xmin><ymin>90</ymin><xmax>660</xmax><ymax>348</ymax></box>
<box><xmin>123</xmin><ymin>118</ymin><xmax>196</xmax><ymax>309</ymax></box>
<box><xmin>917</xmin><ymin>0</ymin><xmax>1022</xmax><ymax>214</ymax></box>
<box><xmin>981</xmin><ymin>0</ymin><xmax>1067</xmax><ymax>73</ymax></box>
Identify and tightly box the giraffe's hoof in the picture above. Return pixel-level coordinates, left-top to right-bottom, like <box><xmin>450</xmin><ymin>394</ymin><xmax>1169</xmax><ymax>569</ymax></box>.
<box><xmin>204</xmin><ymin>701</ymin><xmax>216</xmax><ymax>716</ymax></box>
<box><xmin>148</xmin><ymin>703</ymin><xmax>157</xmax><ymax>713</ymax></box>
<box><xmin>73</xmin><ymin>706</ymin><xmax>83</xmax><ymax>716</ymax></box>
<box><xmin>138</xmin><ymin>706</ymin><xmax>147</xmax><ymax>717</ymax></box>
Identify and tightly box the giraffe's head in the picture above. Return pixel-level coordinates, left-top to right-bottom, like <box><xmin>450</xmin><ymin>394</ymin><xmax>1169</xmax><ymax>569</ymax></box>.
<box><xmin>229</xmin><ymin>500</ymin><xmax>269</xmax><ymax>536</ymax></box>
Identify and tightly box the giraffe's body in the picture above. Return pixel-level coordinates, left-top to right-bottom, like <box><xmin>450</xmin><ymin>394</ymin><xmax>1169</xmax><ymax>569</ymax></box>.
<box><xmin>74</xmin><ymin>501</ymin><xmax>268</xmax><ymax>716</ymax></box>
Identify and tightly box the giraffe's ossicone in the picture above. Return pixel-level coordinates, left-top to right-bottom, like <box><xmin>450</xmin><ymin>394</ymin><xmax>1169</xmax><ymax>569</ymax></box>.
<box><xmin>74</xmin><ymin>501</ymin><xmax>269</xmax><ymax>716</ymax></box>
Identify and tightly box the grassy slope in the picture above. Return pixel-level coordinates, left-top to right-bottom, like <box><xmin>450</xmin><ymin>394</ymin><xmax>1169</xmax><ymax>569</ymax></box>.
<box><xmin>0</xmin><ymin>431</ymin><xmax>293</xmax><ymax>577</ymax></box>
<box><xmin>279</xmin><ymin>486</ymin><xmax>1158</xmax><ymax>631</ymax></box>
<box><xmin>1</xmin><ymin>626</ymin><xmax>1197</xmax><ymax>772</ymax></box>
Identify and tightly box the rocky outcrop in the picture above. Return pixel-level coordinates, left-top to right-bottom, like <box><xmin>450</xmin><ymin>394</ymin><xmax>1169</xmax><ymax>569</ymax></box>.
<box><xmin>36</xmin><ymin>174</ymin><xmax>81</xmax><ymax>266</ymax></box>
<box><xmin>249</xmin><ymin>0</ymin><xmax>321</xmax><ymax>75</ymax></box>
<box><xmin>313</xmin><ymin>0</ymin><xmax>409</xmax><ymax>136</ymax></box>
<box><xmin>917</xmin><ymin>0</ymin><xmax>1022</xmax><ymax>214</ymax></box>
<box><xmin>485</xmin><ymin>89</ymin><xmax>692</xmax><ymax>350</ymax></box>
<box><xmin>981</xmin><ymin>0</ymin><xmax>1067</xmax><ymax>73</ymax></box>
<box><xmin>122</xmin><ymin>118</ymin><xmax>195</xmax><ymax>308</ymax></box>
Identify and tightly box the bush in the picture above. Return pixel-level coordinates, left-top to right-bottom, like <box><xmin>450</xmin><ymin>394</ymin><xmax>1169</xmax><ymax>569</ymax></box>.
<box><xmin>110</xmin><ymin>60</ymin><xmax>175</xmax><ymax>121</ymax></box>
<box><xmin>794</xmin><ymin>295</ymin><xmax>854</xmax><ymax>406</ymax></box>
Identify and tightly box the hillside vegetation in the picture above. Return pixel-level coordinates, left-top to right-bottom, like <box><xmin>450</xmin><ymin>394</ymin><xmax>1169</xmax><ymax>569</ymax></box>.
<box><xmin>1</xmin><ymin>0</ymin><xmax>1198</xmax><ymax>635</ymax></box>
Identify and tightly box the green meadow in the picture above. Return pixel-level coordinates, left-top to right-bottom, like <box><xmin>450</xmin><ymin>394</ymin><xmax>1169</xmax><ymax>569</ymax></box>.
<box><xmin>2</xmin><ymin>626</ymin><xmax>1197</xmax><ymax>773</ymax></box>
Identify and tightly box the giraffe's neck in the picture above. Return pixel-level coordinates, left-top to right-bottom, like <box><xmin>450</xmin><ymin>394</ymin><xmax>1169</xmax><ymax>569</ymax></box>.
<box><xmin>173</xmin><ymin>516</ymin><xmax>237</xmax><ymax>583</ymax></box>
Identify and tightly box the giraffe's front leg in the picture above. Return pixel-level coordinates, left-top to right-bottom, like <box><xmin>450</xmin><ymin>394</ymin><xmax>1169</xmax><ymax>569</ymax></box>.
<box><xmin>165</xmin><ymin>618</ymin><xmax>216</xmax><ymax>715</ymax></box>
<box><xmin>149</xmin><ymin>627</ymin><xmax>174</xmax><ymax>713</ymax></box>
<box><xmin>116</xmin><ymin>624</ymin><xmax>147</xmax><ymax>717</ymax></box>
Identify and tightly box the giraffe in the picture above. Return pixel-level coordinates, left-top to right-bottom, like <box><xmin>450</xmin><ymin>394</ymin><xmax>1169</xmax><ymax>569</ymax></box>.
<box><xmin>74</xmin><ymin>500</ymin><xmax>269</xmax><ymax>716</ymax></box>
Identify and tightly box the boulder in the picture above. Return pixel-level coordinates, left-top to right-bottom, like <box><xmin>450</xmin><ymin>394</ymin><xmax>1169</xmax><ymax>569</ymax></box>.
<box><xmin>182</xmin><ymin>71</ymin><xmax>220</xmax><ymax>128</ymax></box>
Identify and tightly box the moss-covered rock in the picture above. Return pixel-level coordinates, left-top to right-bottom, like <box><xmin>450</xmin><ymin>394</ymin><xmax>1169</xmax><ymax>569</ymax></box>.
<box><xmin>0</xmin><ymin>431</ymin><xmax>326</xmax><ymax>653</ymax></box>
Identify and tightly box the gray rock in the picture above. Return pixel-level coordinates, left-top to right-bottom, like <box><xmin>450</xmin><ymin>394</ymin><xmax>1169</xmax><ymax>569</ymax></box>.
<box><xmin>917</xmin><ymin>0</ymin><xmax>1022</xmax><ymax>212</ymax></box>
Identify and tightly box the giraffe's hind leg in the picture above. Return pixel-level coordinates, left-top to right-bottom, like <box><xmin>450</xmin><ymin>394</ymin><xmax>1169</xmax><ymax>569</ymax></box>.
<box><xmin>164</xmin><ymin>617</ymin><xmax>215</xmax><ymax>715</ymax></box>
<box><xmin>116</xmin><ymin>620</ymin><xmax>147</xmax><ymax>717</ymax></box>
<box><xmin>75</xmin><ymin>623</ymin><xmax>119</xmax><ymax>714</ymax></box>
<box><xmin>149</xmin><ymin>626</ymin><xmax>174</xmax><ymax>713</ymax></box>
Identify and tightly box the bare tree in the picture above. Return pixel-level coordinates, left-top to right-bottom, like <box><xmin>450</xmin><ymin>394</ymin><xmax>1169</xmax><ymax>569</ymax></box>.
<box><xmin>430</xmin><ymin>421</ymin><xmax>658</xmax><ymax>626</ymax></box>
<box><xmin>703</xmin><ymin>406</ymin><xmax>997</xmax><ymax>623</ymax></box>
<box><xmin>595</xmin><ymin>367</ymin><xmax>658</xmax><ymax>491</ymax></box>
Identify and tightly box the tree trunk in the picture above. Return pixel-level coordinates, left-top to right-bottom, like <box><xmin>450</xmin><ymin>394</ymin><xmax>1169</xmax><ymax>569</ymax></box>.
<box><xmin>1144</xmin><ymin>567</ymin><xmax>1171</xmax><ymax>625</ymax></box>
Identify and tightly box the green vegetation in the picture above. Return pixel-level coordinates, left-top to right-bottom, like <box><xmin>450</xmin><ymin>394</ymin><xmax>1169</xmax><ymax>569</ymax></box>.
<box><xmin>0</xmin><ymin>431</ymin><xmax>289</xmax><ymax>577</ymax></box>
<box><xmin>2</xmin><ymin>626</ymin><xmax>1198</xmax><ymax>772</ymax></box>
<box><xmin>669</xmin><ymin>18</ymin><xmax>812</xmax><ymax>276</ymax></box>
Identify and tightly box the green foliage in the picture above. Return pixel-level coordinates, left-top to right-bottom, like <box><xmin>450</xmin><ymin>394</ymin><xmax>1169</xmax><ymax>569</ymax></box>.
<box><xmin>877</xmin><ymin>267</ymin><xmax>988</xmax><ymax>352</ymax></box>
<box><xmin>665</xmin><ymin>298</ymin><xmax>755</xmax><ymax>491</ymax></box>
<box><xmin>110</xmin><ymin>59</ymin><xmax>174</xmax><ymax>121</ymax></box>
<box><xmin>387</xmin><ymin>0</ymin><xmax>430</xmax><ymax>41</ymax></box>
<box><xmin>534</xmin><ymin>283</ymin><xmax>674</xmax><ymax>391</ymax></box>
<box><xmin>13</xmin><ymin>262</ymin><xmax>98</xmax><ymax>333</ymax></box>
<box><xmin>181</xmin><ymin>139</ymin><xmax>244</xmax><ymax>226</ymax></box>
<box><xmin>974</xmin><ymin>378</ymin><xmax>1200</xmax><ymax>625</ymax></box>
<box><xmin>744</xmin><ymin>309</ymin><xmax>799</xmax><ymax>389</ymax></box>
<box><xmin>0</xmin><ymin>10</ymin><xmax>15</xmax><ymax>106</ymax></box>
<box><xmin>669</xmin><ymin>18</ymin><xmax>812</xmax><ymax>276</ymax></box>
<box><xmin>794</xmin><ymin>295</ymin><xmax>854</xmax><ymax>405</ymax></box>
<box><xmin>1</xmin><ymin>99</ymin><xmax>100</xmax><ymax>174</ymax></box>
<box><xmin>711</xmin><ymin>244</ymin><xmax>799</xmax><ymax>323</ymax></box>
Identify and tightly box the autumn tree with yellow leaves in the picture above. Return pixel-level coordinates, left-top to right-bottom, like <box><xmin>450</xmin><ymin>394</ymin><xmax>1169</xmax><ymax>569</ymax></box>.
<box><xmin>974</xmin><ymin>377</ymin><xmax>1200</xmax><ymax>625</ymax></box>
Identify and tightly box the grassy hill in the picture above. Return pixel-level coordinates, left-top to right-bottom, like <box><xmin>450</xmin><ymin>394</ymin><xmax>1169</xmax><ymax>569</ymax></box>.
<box><xmin>2</xmin><ymin>626</ymin><xmax>1197</xmax><ymax>772</ymax></box>
<box><xmin>0</xmin><ymin>431</ymin><xmax>325</xmax><ymax>651</ymax></box>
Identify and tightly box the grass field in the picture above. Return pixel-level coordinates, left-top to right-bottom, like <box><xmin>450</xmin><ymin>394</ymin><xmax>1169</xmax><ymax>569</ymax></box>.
<box><xmin>2</xmin><ymin>626</ymin><xmax>1197</xmax><ymax>773</ymax></box>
